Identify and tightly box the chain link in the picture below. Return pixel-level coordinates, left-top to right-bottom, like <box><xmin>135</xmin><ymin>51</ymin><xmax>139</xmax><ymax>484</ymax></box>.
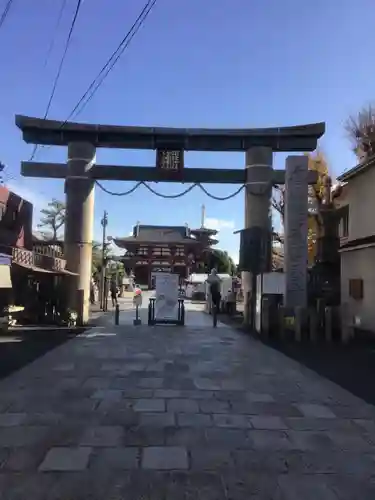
<box><xmin>95</xmin><ymin>181</ymin><xmax>143</xmax><ymax>196</ymax></box>
<box><xmin>198</xmin><ymin>184</ymin><xmax>244</xmax><ymax>200</ymax></box>
<box><xmin>95</xmin><ymin>180</ymin><xmax>245</xmax><ymax>200</ymax></box>
<box><xmin>143</xmin><ymin>182</ymin><xmax>197</xmax><ymax>198</ymax></box>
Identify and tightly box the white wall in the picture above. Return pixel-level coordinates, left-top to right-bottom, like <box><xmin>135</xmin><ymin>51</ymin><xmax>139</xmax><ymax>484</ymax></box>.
<box><xmin>341</xmin><ymin>247</ymin><xmax>375</xmax><ymax>332</ymax></box>
<box><xmin>342</xmin><ymin>168</ymin><xmax>375</xmax><ymax>241</ymax></box>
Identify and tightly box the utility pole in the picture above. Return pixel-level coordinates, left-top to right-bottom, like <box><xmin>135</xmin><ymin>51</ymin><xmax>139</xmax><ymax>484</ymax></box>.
<box><xmin>100</xmin><ymin>210</ymin><xmax>108</xmax><ymax>310</ymax></box>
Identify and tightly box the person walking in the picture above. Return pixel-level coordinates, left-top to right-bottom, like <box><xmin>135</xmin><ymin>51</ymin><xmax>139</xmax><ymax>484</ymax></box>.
<box><xmin>207</xmin><ymin>268</ymin><xmax>222</xmax><ymax>315</ymax></box>
<box><xmin>110</xmin><ymin>280</ymin><xmax>118</xmax><ymax>307</ymax></box>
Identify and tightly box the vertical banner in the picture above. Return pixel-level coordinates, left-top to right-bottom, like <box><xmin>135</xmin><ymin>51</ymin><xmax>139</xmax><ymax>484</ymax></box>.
<box><xmin>155</xmin><ymin>272</ymin><xmax>179</xmax><ymax>320</ymax></box>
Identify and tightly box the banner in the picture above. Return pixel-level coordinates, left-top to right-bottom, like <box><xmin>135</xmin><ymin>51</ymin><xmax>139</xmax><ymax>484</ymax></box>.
<box><xmin>155</xmin><ymin>272</ymin><xmax>179</xmax><ymax>321</ymax></box>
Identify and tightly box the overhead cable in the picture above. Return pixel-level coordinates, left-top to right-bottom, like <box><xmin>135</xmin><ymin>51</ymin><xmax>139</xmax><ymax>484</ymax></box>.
<box><xmin>43</xmin><ymin>0</ymin><xmax>84</xmax><ymax>119</ymax></box>
<box><xmin>30</xmin><ymin>0</ymin><xmax>157</xmax><ymax>161</ymax></box>
<box><xmin>43</xmin><ymin>0</ymin><xmax>69</xmax><ymax>68</ymax></box>
<box><xmin>71</xmin><ymin>0</ymin><xmax>157</xmax><ymax>120</ymax></box>
<box><xmin>30</xmin><ymin>0</ymin><xmax>84</xmax><ymax>160</ymax></box>
<box><xmin>0</xmin><ymin>0</ymin><xmax>15</xmax><ymax>31</ymax></box>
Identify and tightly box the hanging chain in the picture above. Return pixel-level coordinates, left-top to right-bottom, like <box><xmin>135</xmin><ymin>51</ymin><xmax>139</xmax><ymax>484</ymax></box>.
<box><xmin>198</xmin><ymin>184</ymin><xmax>244</xmax><ymax>200</ymax></box>
<box><xmin>95</xmin><ymin>180</ymin><xmax>143</xmax><ymax>196</ymax></box>
<box><xmin>143</xmin><ymin>182</ymin><xmax>197</xmax><ymax>198</ymax></box>
<box><xmin>95</xmin><ymin>179</ymin><xmax>245</xmax><ymax>200</ymax></box>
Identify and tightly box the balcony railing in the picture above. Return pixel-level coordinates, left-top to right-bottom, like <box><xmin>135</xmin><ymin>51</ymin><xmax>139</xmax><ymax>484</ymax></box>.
<box><xmin>32</xmin><ymin>243</ymin><xmax>64</xmax><ymax>258</ymax></box>
<box><xmin>12</xmin><ymin>247</ymin><xmax>67</xmax><ymax>272</ymax></box>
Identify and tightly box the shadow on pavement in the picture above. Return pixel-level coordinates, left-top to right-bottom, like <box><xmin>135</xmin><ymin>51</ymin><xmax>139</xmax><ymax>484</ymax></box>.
<box><xmin>265</xmin><ymin>338</ymin><xmax>375</xmax><ymax>407</ymax></box>
<box><xmin>0</xmin><ymin>327</ymin><xmax>85</xmax><ymax>381</ymax></box>
<box><xmin>220</xmin><ymin>313</ymin><xmax>375</xmax><ymax>408</ymax></box>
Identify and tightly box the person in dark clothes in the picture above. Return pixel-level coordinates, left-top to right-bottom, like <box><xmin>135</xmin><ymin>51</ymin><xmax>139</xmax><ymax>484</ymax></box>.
<box><xmin>110</xmin><ymin>280</ymin><xmax>118</xmax><ymax>307</ymax></box>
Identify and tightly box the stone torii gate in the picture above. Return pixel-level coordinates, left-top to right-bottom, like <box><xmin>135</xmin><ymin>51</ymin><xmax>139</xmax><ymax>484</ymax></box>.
<box><xmin>16</xmin><ymin>115</ymin><xmax>324</xmax><ymax>324</ymax></box>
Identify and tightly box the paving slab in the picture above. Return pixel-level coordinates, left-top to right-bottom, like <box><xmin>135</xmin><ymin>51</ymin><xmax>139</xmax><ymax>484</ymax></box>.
<box><xmin>39</xmin><ymin>447</ymin><xmax>92</xmax><ymax>471</ymax></box>
<box><xmin>0</xmin><ymin>299</ymin><xmax>373</xmax><ymax>497</ymax></box>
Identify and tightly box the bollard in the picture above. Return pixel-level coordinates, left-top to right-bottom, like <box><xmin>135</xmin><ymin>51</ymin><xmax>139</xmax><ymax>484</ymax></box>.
<box><xmin>148</xmin><ymin>301</ymin><xmax>152</xmax><ymax>325</ymax></box>
<box><xmin>309</xmin><ymin>308</ymin><xmax>318</xmax><ymax>343</ymax></box>
<box><xmin>295</xmin><ymin>306</ymin><xmax>303</xmax><ymax>342</ymax></box>
<box><xmin>115</xmin><ymin>303</ymin><xmax>120</xmax><ymax>325</ymax></box>
<box><xmin>278</xmin><ymin>306</ymin><xmax>285</xmax><ymax>341</ymax></box>
<box><xmin>261</xmin><ymin>297</ymin><xmax>270</xmax><ymax>338</ymax></box>
<box><xmin>340</xmin><ymin>302</ymin><xmax>353</xmax><ymax>344</ymax></box>
<box><xmin>180</xmin><ymin>300</ymin><xmax>185</xmax><ymax>326</ymax></box>
<box><xmin>324</xmin><ymin>306</ymin><xmax>332</xmax><ymax>342</ymax></box>
<box><xmin>133</xmin><ymin>304</ymin><xmax>141</xmax><ymax>325</ymax></box>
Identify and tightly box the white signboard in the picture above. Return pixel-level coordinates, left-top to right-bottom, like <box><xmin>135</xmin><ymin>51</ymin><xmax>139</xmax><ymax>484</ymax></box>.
<box><xmin>155</xmin><ymin>272</ymin><xmax>179</xmax><ymax>321</ymax></box>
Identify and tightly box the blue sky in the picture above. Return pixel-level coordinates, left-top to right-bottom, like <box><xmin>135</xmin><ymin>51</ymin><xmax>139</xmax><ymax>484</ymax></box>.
<box><xmin>1</xmin><ymin>0</ymin><xmax>374</xmax><ymax>262</ymax></box>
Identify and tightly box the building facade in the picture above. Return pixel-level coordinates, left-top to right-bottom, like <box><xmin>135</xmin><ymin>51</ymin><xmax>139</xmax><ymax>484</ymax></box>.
<box><xmin>0</xmin><ymin>185</ymin><xmax>72</xmax><ymax>284</ymax></box>
<box><xmin>0</xmin><ymin>186</ymin><xmax>33</xmax><ymax>251</ymax></box>
<box><xmin>113</xmin><ymin>224</ymin><xmax>218</xmax><ymax>287</ymax></box>
<box><xmin>337</xmin><ymin>156</ymin><xmax>375</xmax><ymax>333</ymax></box>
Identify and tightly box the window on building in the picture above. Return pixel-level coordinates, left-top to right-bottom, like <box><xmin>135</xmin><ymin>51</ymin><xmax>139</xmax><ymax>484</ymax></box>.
<box><xmin>339</xmin><ymin>206</ymin><xmax>349</xmax><ymax>238</ymax></box>
<box><xmin>349</xmin><ymin>278</ymin><xmax>363</xmax><ymax>300</ymax></box>
<box><xmin>152</xmin><ymin>247</ymin><xmax>171</xmax><ymax>257</ymax></box>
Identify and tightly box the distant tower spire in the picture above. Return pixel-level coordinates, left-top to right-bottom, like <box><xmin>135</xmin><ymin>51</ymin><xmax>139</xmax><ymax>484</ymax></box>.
<box><xmin>201</xmin><ymin>204</ymin><xmax>206</xmax><ymax>228</ymax></box>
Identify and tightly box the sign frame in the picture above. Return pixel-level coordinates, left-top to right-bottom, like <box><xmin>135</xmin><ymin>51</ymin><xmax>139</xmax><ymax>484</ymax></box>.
<box><xmin>156</xmin><ymin>148</ymin><xmax>184</xmax><ymax>180</ymax></box>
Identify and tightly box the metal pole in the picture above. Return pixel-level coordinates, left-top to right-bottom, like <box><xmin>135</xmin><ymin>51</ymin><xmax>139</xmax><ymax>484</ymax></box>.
<box><xmin>250</xmin><ymin>272</ymin><xmax>257</xmax><ymax>331</ymax></box>
<box><xmin>115</xmin><ymin>303</ymin><xmax>120</xmax><ymax>325</ymax></box>
<box><xmin>100</xmin><ymin>210</ymin><xmax>108</xmax><ymax>310</ymax></box>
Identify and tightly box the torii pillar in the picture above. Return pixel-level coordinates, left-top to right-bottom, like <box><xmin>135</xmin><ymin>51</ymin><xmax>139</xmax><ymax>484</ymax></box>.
<box><xmin>242</xmin><ymin>147</ymin><xmax>273</xmax><ymax>325</ymax></box>
<box><xmin>64</xmin><ymin>142</ymin><xmax>96</xmax><ymax>325</ymax></box>
<box><xmin>242</xmin><ymin>152</ymin><xmax>310</xmax><ymax>327</ymax></box>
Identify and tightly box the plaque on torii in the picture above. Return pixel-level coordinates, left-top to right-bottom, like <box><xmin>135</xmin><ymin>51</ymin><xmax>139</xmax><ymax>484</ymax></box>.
<box><xmin>156</xmin><ymin>148</ymin><xmax>184</xmax><ymax>180</ymax></box>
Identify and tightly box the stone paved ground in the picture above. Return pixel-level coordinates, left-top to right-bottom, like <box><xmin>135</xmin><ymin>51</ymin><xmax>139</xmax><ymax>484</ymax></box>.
<box><xmin>0</xmin><ymin>304</ymin><xmax>375</xmax><ymax>498</ymax></box>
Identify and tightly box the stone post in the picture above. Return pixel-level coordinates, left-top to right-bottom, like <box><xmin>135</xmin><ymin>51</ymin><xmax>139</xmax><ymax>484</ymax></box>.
<box><xmin>64</xmin><ymin>142</ymin><xmax>96</xmax><ymax>325</ymax></box>
<box><xmin>284</xmin><ymin>156</ymin><xmax>309</xmax><ymax>308</ymax></box>
<box><xmin>309</xmin><ymin>308</ymin><xmax>318</xmax><ymax>342</ymax></box>
<box><xmin>243</xmin><ymin>147</ymin><xmax>273</xmax><ymax>326</ymax></box>
<box><xmin>295</xmin><ymin>306</ymin><xmax>303</xmax><ymax>342</ymax></box>
<box><xmin>324</xmin><ymin>306</ymin><xmax>333</xmax><ymax>342</ymax></box>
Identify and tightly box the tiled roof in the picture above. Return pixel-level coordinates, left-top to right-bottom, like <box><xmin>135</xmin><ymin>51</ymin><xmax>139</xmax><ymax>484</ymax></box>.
<box><xmin>114</xmin><ymin>225</ymin><xmax>201</xmax><ymax>246</ymax></box>
<box><xmin>337</xmin><ymin>155</ymin><xmax>375</xmax><ymax>182</ymax></box>
<box><xmin>136</xmin><ymin>225</ymin><xmax>188</xmax><ymax>242</ymax></box>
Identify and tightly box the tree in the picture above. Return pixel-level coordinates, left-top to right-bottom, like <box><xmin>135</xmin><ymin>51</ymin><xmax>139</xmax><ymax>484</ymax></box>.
<box><xmin>38</xmin><ymin>199</ymin><xmax>66</xmax><ymax>240</ymax></box>
<box><xmin>91</xmin><ymin>241</ymin><xmax>115</xmax><ymax>276</ymax></box>
<box><xmin>345</xmin><ymin>104</ymin><xmax>375</xmax><ymax>161</ymax></box>
<box><xmin>306</xmin><ymin>151</ymin><xmax>329</xmax><ymax>265</ymax></box>
<box><xmin>208</xmin><ymin>249</ymin><xmax>236</xmax><ymax>275</ymax></box>
<box><xmin>37</xmin><ymin>200</ymin><xmax>118</xmax><ymax>277</ymax></box>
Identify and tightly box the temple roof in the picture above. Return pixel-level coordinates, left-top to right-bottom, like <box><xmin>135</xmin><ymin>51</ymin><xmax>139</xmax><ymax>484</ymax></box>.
<box><xmin>190</xmin><ymin>227</ymin><xmax>218</xmax><ymax>236</ymax></box>
<box><xmin>113</xmin><ymin>225</ymin><xmax>208</xmax><ymax>248</ymax></box>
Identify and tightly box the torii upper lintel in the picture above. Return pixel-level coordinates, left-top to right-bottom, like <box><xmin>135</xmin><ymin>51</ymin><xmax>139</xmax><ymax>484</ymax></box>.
<box><xmin>15</xmin><ymin>115</ymin><xmax>325</xmax><ymax>152</ymax></box>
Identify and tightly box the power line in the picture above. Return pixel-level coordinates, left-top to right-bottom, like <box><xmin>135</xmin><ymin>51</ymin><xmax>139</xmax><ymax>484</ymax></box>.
<box><xmin>30</xmin><ymin>0</ymin><xmax>157</xmax><ymax>161</ymax></box>
<box><xmin>71</xmin><ymin>0</ymin><xmax>157</xmax><ymax>120</ymax></box>
<box><xmin>30</xmin><ymin>0</ymin><xmax>84</xmax><ymax>160</ymax></box>
<box><xmin>0</xmin><ymin>0</ymin><xmax>15</xmax><ymax>31</ymax></box>
<box><xmin>43</xmin><ymin>0</ymin><xmax>83</xmax><ymax>119</ymax></box>
<box><xmin>43</xmin><ymin>0</ymin><xmax>69</xmax><ymax>68</ymax></box>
